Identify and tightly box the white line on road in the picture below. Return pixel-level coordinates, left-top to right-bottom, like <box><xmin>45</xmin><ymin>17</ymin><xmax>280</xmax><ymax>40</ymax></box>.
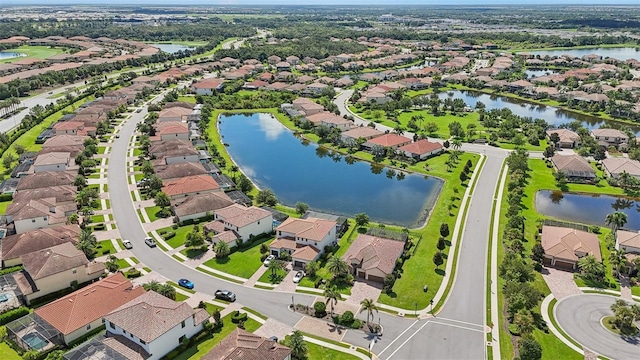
<box><xmin>429</xmin><ymin>319</ymin><xmax>486</xmax><ymax>333</ymax></box>
<box><xmin>377</xmin><ymin>319</ymin><xmax>420</xmax><ymax>356</ymax></box>
<box><xmin>434</xmin><ymin>316</ymin><xmax>485</xmax><ymax>330</ymax></box>
<box><xmin>385</xmin><ymin>321</ymin><xmax>430</xmax><ymax>359</ymax></box>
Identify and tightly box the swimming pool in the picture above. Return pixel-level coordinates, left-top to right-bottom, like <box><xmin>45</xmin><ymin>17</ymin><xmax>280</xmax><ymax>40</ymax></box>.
<box><xmin>22</xmin><ymin>332</ymin><xmax>49</xmax><ymax>351</ymax></box>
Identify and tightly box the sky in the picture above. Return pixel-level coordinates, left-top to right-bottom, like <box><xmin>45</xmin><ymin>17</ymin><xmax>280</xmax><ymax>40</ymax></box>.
<box><xmin>4</xmin><ymin>0</ymin><xmax>640</xmax><ymax>5</ymax></box>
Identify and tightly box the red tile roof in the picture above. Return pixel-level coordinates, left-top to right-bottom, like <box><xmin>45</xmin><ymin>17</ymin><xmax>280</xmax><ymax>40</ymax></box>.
<box><xmin>162</xmin><ymin>175</ymin><xmax>220</xmax><ymax>197</ymax></box>
<box><xmin>366</xmin><ymin>133</ymin><xmax>411</xmax><ymax>147</ymax></box>
<box><xmin>398</xmin><ymin>139</ymin><xmax>443</xmax><ymax>155</ymax></box>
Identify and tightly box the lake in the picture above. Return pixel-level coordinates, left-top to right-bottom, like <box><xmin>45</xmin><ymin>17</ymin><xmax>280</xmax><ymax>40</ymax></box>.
<box><xmin>148</xmin><ymin>43</ymin><xmax>195</xmax><ymax>54</ymax></box>
<box><xmin>535</xmin><ymin>190</ymin><xmax>640</xmax><ymax>231</ymax></box>
<box><xmin>0</xmin><ymin>52</ymin><xmax>24</xmax><ymax>60</ymax></box>
<box><xmin>436</xmin><ymin>90</ymin><xmax>640</xmax><ymax>134</ymax></box>
<box><xmin>219</xmin><ymin>113</ymin><xmax>444</xmax><ymax>228</ymax></box>
<box><xmin>525</xmin><ymin>47</ymin><xmax>640</xmax><ymax>61</ymax></box>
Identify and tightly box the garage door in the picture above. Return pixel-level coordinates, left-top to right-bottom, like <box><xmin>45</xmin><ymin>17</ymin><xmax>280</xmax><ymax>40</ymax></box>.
<box><xmin>367</xmin><ymin>275</ymin><xmax>384</xmax><ymax>283</ymax></box>
<box><xmin>357</xmin><ymin>270</ymin><xmax>366</xmax><ymax>279</ymax></box>
<box><xmin>554</xmin><ymin>260</ymin><xmax>575</xmax><ymax>271</ymax></box>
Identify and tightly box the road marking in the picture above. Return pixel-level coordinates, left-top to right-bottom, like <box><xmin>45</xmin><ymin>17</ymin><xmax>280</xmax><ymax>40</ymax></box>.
<box><xmin>434</xmin><ymin>316</ymin><xmax>484</xmax><ymax>330</ymax></box>
<box><xmin>430</xmin><ymin>319</ymin><xmax>486</xmax><ymax>333</ymax></box>
<box><xmin>378</xmin><ymin>319</ymin><xmax>420</xmax><ymax>356</ymax></box>
<box><xmin>385</xmin><ymin>321</ymin><xmax>429</xmax><ymax>359</ymax></box>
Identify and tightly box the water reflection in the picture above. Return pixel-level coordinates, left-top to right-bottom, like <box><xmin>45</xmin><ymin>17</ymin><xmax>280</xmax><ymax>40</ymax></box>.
<box><xmin>526</xmin><ymin>47</ymin><xmax>640</xmax><ymax>62</ymax></box>
<box><xmin>536</xmin><ymin>190</ymin><xmax>640</xmax><ymax>230</ymax></box>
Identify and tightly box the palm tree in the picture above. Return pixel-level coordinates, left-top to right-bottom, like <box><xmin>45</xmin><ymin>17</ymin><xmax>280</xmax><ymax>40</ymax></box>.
<box><xmin>214</xmin><ymin>241</ymin><xmax>230</xmax><ymax>258</ymax></box>
<box><xmin>451</xmin><ymin>138</ymin><xmax>462</xmax><ymax>150</ymax></box>
<box><xmin>287</xmin><ymin>330</ymin><xmax>308</xmax><ymax>360</ymax></box>
<box><xmin>360</xmin><ymin>298</ymin><xmax>378</xmax><ymax>325</ymax></box>
<box><xmin>609</xmin><ymin>249</ymin><xmax>627</xmax><ymax>277</ymax></box>
<box><xmin>326</xmin><ymin>255</ymin><xmax>348</xmax><ymax>279</ymax></box>
<box><xmin>513</xmin><ymin>310</ymin><xmax>535</xmax><ymax>337</ymax></box>
<box><xmin>577</xmin><ymin>255</ymin><xmax>604</xmax><ymax>281</ymax></box>
<box><xmin>605</xmin><ymin>211</ymin><xmax>628</xmax><ymax>234</ymax></box>
<box><xmin>267</xmin><ymin>259</ymin><xmax>284</xmax><ymax>281</ymax></box>
<box><xmin>324</xmin><ymin>286</ymin><xmax>342</xmax><ymax>319</ymax></box>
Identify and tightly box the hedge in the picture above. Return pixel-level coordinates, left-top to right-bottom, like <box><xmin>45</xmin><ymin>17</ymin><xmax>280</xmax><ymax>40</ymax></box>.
<box><xmin>0</xmin><ymin>265</ymin><xmax>22</xmax><ymax>276</ymax></box>
<box><xmin>0</xmin><ymin>307</ymin><xmax>30</xmax><ymax>325</ymax></box>
<box><xmin>162</xmin><ymin>232</ymin><xmax>175</xmax><ymax>240</ymax></box>
<box><xmin>231</xmin><ymin>311</ymin><xmax>248</xmax><ymax>323</ymax></box>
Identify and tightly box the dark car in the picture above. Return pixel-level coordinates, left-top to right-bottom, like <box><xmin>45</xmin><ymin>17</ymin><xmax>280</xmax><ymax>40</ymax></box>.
<box><xmin>178</xmin><ymin>278</ymin><xmax>194</xmax><ymax>289</ymax></box>
<box><xmin>144</xmin><ymin>237</ymin><xmax>156</xmax><ymax>248</ymax></box>
<box><xmin>214</xmin><ymin>290</ymin><xmax>236</xmax><ymax>302</ymax></box>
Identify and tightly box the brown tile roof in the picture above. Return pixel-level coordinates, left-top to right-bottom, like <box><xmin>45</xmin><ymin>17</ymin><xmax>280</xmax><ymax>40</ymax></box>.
<box><xmin>155</xmin><ymin>162</ymin><xmax>208</xmax><ymax>181</ymax></box>
<box><xmin>201</xmin><ymin>328</ymin><xmax>291</xmax><ymax>360</ymax></box>
<box><xmin>275</xmin><ymin>217</ymin><xmax>335</xmax><ymax>242</ymax></box>
<box><xmin>172</xmin><ymin>191</ymin><xmax>233</xmax><ymax>217</ymax></box>
<box><xmin>591</xmin><ymin>128</ymin><xmax>629</xmax><ymax>139</ymax></box>
<box><xmin>21</xmin><ymin>242</ymin><xmax>95</xmax><ymax>280</ymax></box>
<box><xmin>35</xmin><ymin>273</ymin><xmax>145</xmax><ymax>335</ymax></box>
<box><xmin>398</xmin><ymin>139</ymin><xmax>443</xmax><ymax>155</ymax></box>
<box><xmin>203</xmin><ymin>220</ymin><xmax>227</xmax><ymax>234</ymax></box>
<box><xmin>341</xmin><ymin>127</ymin><xmax>384</xmax><ymax>140</ymax></box>
<box><xmin>158</xmin><ymin>107</ymin><xmax>192</xmax><ymax>120</ymax></box>
<box><xmin>550</xmin><ymin>154</ymin><xmax>595</xmax><ymax>177</ymax></box>
<box><xmin>33</xmin><ymin>152</ymin><xmax>70</xmax><ymax>167</ymax></box>
<box><xmin>617</xmin><ymin>230</ymin><xmax>640</xmax><ymax>249</ymax></box>
<box><xmin>292</xmin><ymin>245</ymin><xmax>320</xmax><ymax>261</ymax></box>
<box><xmin>602</xmin><ymin>158</ymin><xmax>640</xmax><ymax>177</ymax></box>
<box><xmin>214</xmin><ymin>204</ymin><xmax>272</xmax><ymax>228</ymax></box>
<box><xmin>149</xmin><ymin>139</ymin><xmax>195</xmax><ymax>156</ymax></box>
<box><xmin>11</xmin><ymin>185</ymin><xmax>76</xmax><ymax>205</ymax></box>
<box><xmin>106</xmin><ymin>291</ymin><xmax>209</xmax><ymax>343</ymax></box>
<box><xmin>342</xmin><ymin>234</ymin><xmax>405</xmax><ymax>276</ymax></box>
<box><xmin>42</xmin><ymin>134</ymin><xmax>87</xmax><ymax>148</ymax></box>
<box><xmin>365</xmin><ymin>134</ymin><xmax>412</xmax><ymax>148</ymax></box>
<box><xmin>7</xmin><ymin>197</ymin><xmax>72</xmax><ymax>225</ymax></box>
<box><xmin>16</xmin><ymin>171</ymin><xmax>76</xmax><ymax>191</ymax></box>
<box><xmin>162</xmin><ymin>175</ymin><xmax>220</xmax><ymax>197</ymax></box>
<box><xmin>541</xmin><ymin>225</ymin><xmax>602</xmax><ymax>262</ymax></box>
<box><xmin>0</xmin><ymin>225</ymin><xmax>80</xmax><ymax>262</ymax></box>
<box><xmin>269</xmin><ymin>237</ymin><xmax>298</xmax><ymax>251</ymax></box>
<box><xmin>101</xmin><ymin>334</ymin><xmax>150</xmax><ymax>360</ymax></box>
<box><xmin>212</xmin><ymin>230</ymin><xmax>240</xmax><ymax>244</ymax></box>
<box><xmin>546</xmin><ymin>129</ymin><xmax>579</xmax><ymax>144</ymax></box>
<box><xmin>155</xmin><ymin>121</ymin><xmax>189</xmax><ymax>136</ymax></box>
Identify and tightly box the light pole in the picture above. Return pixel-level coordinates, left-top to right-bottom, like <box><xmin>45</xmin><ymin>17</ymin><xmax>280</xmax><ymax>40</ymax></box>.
<box><xmin>291</xmin><ymin>295</ymin><xmax>295</xmax><ymax>311</ymax></box>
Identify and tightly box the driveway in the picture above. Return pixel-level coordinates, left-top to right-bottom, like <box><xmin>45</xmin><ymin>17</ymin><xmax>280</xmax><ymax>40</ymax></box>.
<box><xmin>541</xmin><ymin>267</ymin><xmax>582</xmax><ymax>300</ymax></box>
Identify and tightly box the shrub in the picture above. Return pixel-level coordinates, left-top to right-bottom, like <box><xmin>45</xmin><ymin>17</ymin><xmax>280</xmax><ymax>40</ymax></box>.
<box><xmin>101</xmin><ymin>248</ymin><xmax>111</xmax><ymax>255</ymax></box>
<box><xmin>0</xmin><ymin>265</ymin><xmax>23</xmax><ymax>276</ymax></box>
<box><xmin>163</xmin><ymin>232</ymin><xmax>176</xmax><ymax>240</ymax></box>
<box><xmin>313</xmin><ymin>302</ymin><xmax>326</xmax><ymax>317</ymax></box>
<box><xmin>314</xmin><ymin>278</ymin><xmax>324</xmax><ymax>288</ymax></box>
<box><xmin>231</xmin><ymin>311</ymin><xmax>248</xmax><ymax>323</ymax></box>
<box><xmin>125</xmin><ymin>268</ymin><xmax>142</xmax><ymax>278</ymax></box>
<box><xmin>339</xmin><ymin>311</ymin><xmax>354</xmax><ymax>326</ymax></box>
<box><xmin>93</xmin><ymin>223</ymin><xmax>106</xmax><ymax>231</ymax></box>
<box><xmin>172</xmin><ymin>224</ymin><xmax>179</xmax><ymax>230</ymax></box>
<box><xmin>0</xmin><ymin>307</ymin><xmax>30</xmax><ymax>325</ymax></box>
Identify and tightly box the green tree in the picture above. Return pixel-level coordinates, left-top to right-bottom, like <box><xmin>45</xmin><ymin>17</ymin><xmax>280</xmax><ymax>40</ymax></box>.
<box><xmin>141</xmin><ymin>160</ymin><xmax>155</xmax><ymax>177</ymax></box>
<box><xmin>543</xmin><ymin>145</ymin><xmax>555</xmax><ymax>158</ymax></box>
<box><xmin>185</xmin><ymin>228</ymin><xmax>205</xmax><ymax>248</ymax></box>
<box><xmin>73</xmin><ymin>175</ymin><xmax>87</xmax><ymax>189</ymax></box>
<box><xmin>105</xmin><ymin>255</ymin><xmax>119</xmax><ymax>273</ymax></box>
<box><xmin>256</xmin><ymin>188</ymin><xmax>278</xmax><ymax>206</ymax></box>
<box><xmin>286</xmin><ymin>330</ymin><xmax>308</xmax><ymax>360</ymax></box>
<box><xmin>437</xmin><ymin>237</ymin><xmax>446</xmax><ymax>251</ymax></box>
<box><xmin>259</xmin><ymin>243</ymin><xmax>269</xmax><ymax>255</ymax></box>
<box><xmin>605</xmin><ymin>211</ymin><xmax>628</xmax><ymax>234</ymax></box>
<box><xmin>76</xmin><ymin>228</ymin><xmax>97</xmax><ymax>259</ymax></box>
<box><xmin>2</xmin><ymin>153</ymin><xmax>16</xmax><ymax>169</ymax></box>
<box><xmin>354</xmin><ymin>212</ymin><xmax>369</xmax><ymax>228</ymax></box>
<box><xmin>433</xmin><ymin>251</ymin><xmax>444</xmax><ymax>269</ymax></box>
<box><xmin>577</xmin><ymin>255</ymin><xmax>605</xmax><ymax>281</ymax></box>
<box><xmin>154</xmin><ymin>191</ymin><xmax>171</xmax><ymax>209</ymax></box>
<box><xmin>513</xmin><ymin>309</ymin><xmax>535</xmax><ymax>336</ymax></box>
<box><xmin>143</xmin><ymin>281</ymin><xmax>176</xmax><ymax>300</ymax></box>
<box><xmin>326</xmin><ymin>255</ymin><xmax>348</xmax><ymax>279</ymax></box>
<box><xmin>359</xmin><ymin>298</ymin><xmax>378</xmax><ymax>325</ymax></box>
<box><xmin>440</xmin><ymin>223</ymin><xmax>450</xmax><ymax>238</ymax></box>
<box><xmin>323</xmin><ymin>285</ymin><xmax>343</xmax><ymax>319</ymax></box>
<box><xmin>295</xmin><ymin>202</ymin><xmax>309</xmax><ymax>215</ymax></box>
<box><xmin>305</xmin><ymin>260</ymin><xmax>320</xmax><ymax>277</ymax></box>
<box><xmin>214</xmin><ymin>241</ymin><xmax>230</xmax><ymax>258</ymax></box>
<box><xmin>236</xmin><ymin>174</ymin><xmax>253</xmax><ymax>193</ymax></box>
<box><xmin>518</xmin><ymin>337</ymin><xmax>542</xmax><ymax>360</ymax></box>
<box><xmin>268</xmin><ymin>259</ymin><xmax>285</xmax><ymax>279</ymax></box>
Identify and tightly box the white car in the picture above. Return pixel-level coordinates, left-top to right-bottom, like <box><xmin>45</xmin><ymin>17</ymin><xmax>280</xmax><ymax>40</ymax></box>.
<box><xmin>293</xmin><ymin>271</ymin><xmax>305</xmax><ymax>283</ymax></box>
<box><xmin>144</xmin><ymin>237</ymin><xmax>156</xmax><ymax>247</ymax></box>
<box><xmin>263</xmin><ymin>255</ymin><xmax>275</xmax><ymax>266</ymax></box>
<box><xmin>122</xmin><ymin>239</ymin><xmax>133</xmax><ymax>249</ymax></box>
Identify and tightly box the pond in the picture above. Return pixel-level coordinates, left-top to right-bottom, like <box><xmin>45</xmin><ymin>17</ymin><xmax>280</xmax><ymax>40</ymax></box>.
<box><xmin>525</xmin><ymin>47</ymin><xmax>640</xmax><ymax>61</ymax></box>
<box><xmin>148</xmin><ymin>43</ymin><xmax>196</xmax><ymax>54</ymax></box>
<box><xmin>525</xmin><ymin>69</ymin><xmax>558</xmax><ymax>79</ymax></box>
<box><xmin>0</xmin><ymin>51</ymin><xmax>24</xmax><ymax>60</ymax></box>
<box><xmin>435</xmin><ymin>90</ymin><xmax>640</xmax><ymax>134</ymax></box>
<box><xmin>219</xmin><ymin>113</ymin><xmax>444</xmax><ymax>228</ymax></box>
<box><xmin>535</xmin><ymin>190</ymin><xmax>640</xmax><ymax>231</ymax></box>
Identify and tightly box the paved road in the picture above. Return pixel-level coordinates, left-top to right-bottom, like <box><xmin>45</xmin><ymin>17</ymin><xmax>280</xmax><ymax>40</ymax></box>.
<box><xmin>555</xmin><ymin>294</ymin><xmax>640</xmax><ymax>360</ymax></box>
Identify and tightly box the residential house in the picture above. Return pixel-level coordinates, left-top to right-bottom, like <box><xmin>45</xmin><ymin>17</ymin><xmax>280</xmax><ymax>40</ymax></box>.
<box><xmin>342</xmin><ymin>234</ymin><xmax>405</xmax><ymax>283</ymax></box>
<box><xmin>42</xmin><ymin>135</ymin><xmax>87</xmax><ymax>149</ymax></box>
<box><xmin>171</xmin><ymin>191</ymin><xmax>234</xmax><ymax>223</ymax></box>
<box><xmin>6</xmin><ymin>197</ymin><xmax>76</xmax><ymax>234</ymax></box>
<box><xmin>155</xmin><ymin>162</ymin><xmax>208</xmax><ymax>181</ymax></box>
<box><xmin>208</xmin><ymin>204</ymin><xmax>273</xmax><ymax>243</ymax></box>
<box><xmin>13</xmin><ymin>242</ymin><xmax>105</xmax><ymax>305</ymax></box>
<box><xmin>52</xmin><ymin>121</ymin><xmax>96</xmax><ymax>136</ymax></box>
<box><xmin>591</xmin><ymin>128</ymin><xmax>629</xmax><ymax>149</ymax></box>
<box><xmin>156</xmin><ymin>121</ymin><xmax>190</xmax><ymax>141</ymax></box>
<box><xmin>0</xmin><ymin>225</ymin><xmax>80</xmax><ymax>268</ymax></box>
<box><xmin>305</xmin><ymin>83</ymin><xmax>329</xmax><ymax>96</ymax></box>
<box><xmin>363</xmin><ymin>134</ymin><xmax>412</xmax><ymax>151</ymax></box>
<box><xmin>158</xmin><ymin>107</ymin><xmax>192</xmax><ymax>122</ymax></box>
<box><xmin>270</xmin><ymin>217</ymin><xmax>336</xmax><ymax>268</ymax></box>
<box><xmin>275</xmin><ymin>62</ymin><xmax>291</xmax><ymax>71</ymax></box>
<box><xmin>33</xmin><ymin>152</ymin><xmax>73</xmax><ymax>173</ymax></box>
<box><xmin>546</xmin><ymin>129</ymin><xmax>581</xmax><ymax>148</ymax></box>
<box><xmin>304</xmin><ymin>112</ymin><xmax>353</xmax><ymax>130</ymax></box>
<box><xmin>15</xmin><ymin>171</ymin><xmax>76</xmax><ymax>192</ymax></box>
<box><xmin>616</xmin><ymin>229</ymin><xmax>640</xmax><ymax>254</ymax></box>
<box><xmin>292</xmin><ymin>98</ymin><xmax>324</xmax><ymax>115</ymax></box>
<box><xmin>267</xmin><ymin>55</ymin><xmax>281</xmax><ymax>65</ymax></box>
<box><xmin>104</xmin><ymin>291</ymin><xmax>209</xmax><ymax>360</ymax></box>
<box><xmin>601</xmin><ymin>158</ymin><xmax>640</xmax><ymax>179</ymax></box>
<box><xmin>150</xmin><ymin>140</ymin><xmax>200</xmax><ymax>165</ymax></box>
<box><xmin>541</xmin><ymin>225</ymin><xmax>602</xmax><ymax>270</ymax></box>
<box><xmin>550</xmin><ymin>154</ymin><xmax>596</xmax><ymax>183</ymax></box>
<box><xmin>201</xmin><ymin>328</ymin><xmax>291</xmax><ymax>360</ymax></box>
<box><xmin>162</xmin><ymin>174</ymin><xmax>220</xmax><ymax>199</ymax></box>
<box><xmin>29</xmin><ymin>273</ymin><xmax>145</xmax><ymax>345</ymax></box>
<box><xmin>340</xmin><ymin>127</ymin><xmax>384</xmax><ymax>144</ymax></box>
<box><xmin>397</xmin><ymin>139</ymin><xmax>443</xmax><ymax>160</ymax></box>
<box><xmin>190</xmin><ymin>78</ymin><xmax>224</xmax><ymax>95</ymax></box>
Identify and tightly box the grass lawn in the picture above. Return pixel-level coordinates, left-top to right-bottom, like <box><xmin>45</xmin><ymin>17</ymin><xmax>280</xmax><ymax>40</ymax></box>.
<box><xmin>175</xmin><ymin>292</ymin><xmax>190</xmax><ymax>302</ymax></box>
<box><xmin>202</xmin><ymin>302</ymin><xmax>224</xmax><ymax>315</ymax></box>
<box><xmin>633</xmin><ymin>286</ymin><xmax>640</xmax><ymax>297</ymax></box>
<box><xmin>180</xmin><ymin>247</ymin><xmax>208</xmax><ymax>259</ymax></box>
<box><xmin>283</xmin><ymin>335</ymin><xmax>360</xmax><ymax>360</ymax></box>
<box><xmin>145</xmin><ymin>206</ymin><xmax>163</xmax><ymax>222</ymax></box>
<box><xmin>97</xmin><ymin>240</ymin><xmax>117</xmax><ymax>256</ymax></box>
<box><xmin>133</xmin><ymin>148</ymin><xmax>142</xmax><ymax>157</ymax></box>
<box><xmin>0</xmin><ymin>45</ymin><xmax>66</xmax><ymax>64</ymax></box>
<box><xmin>0</xmin><ymin>200</ymin><xmax>11</xmax><ymax>215</ymax></box>
<box><xmin>177</xmin><ymin>96</ymin><xmax>197</xmax><ymax>104</ymax></box>
<box><xmin>202</xmin><ymin>235</ymin><xmax>273</xmax><ymax>279</ymax></box>
<box><xmin>159</xmin><ymin>224</ymin><xmax>195</xmax><ymax>248</ymax></box>
<box><xmin>258</xmin><ymin>267</ymin><xmax>288</xmax><ymax>284</ymax></box>
<box><xmin>90</xmin><ymin>214</ymin><xmax>105</xmax><ymax>224</ymax></box>
<box><xmin>172</xmin><ymin>314</ymin><xmax>261</xmax><ymax>360</ymax></box>
<box><xmin>97</xmin><ymin>146</ymin><xmax>107</xmax><ymax>154</ymax></box>
<box><xmin>0</xmin><ymin>342</ymin><xmax>21</xmax><ymax>360</ymax></box>
<box><xmin>116</xmin><ymin>258</ymin><xmax>132</xmax><ymax>269</ymax></box>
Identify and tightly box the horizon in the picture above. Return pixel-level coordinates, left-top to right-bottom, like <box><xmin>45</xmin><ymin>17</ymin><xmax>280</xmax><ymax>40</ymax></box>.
<box><xmin>3</xmin><ymin>1</ymin><xmax>640</xmax><ymax>6</ymax></box>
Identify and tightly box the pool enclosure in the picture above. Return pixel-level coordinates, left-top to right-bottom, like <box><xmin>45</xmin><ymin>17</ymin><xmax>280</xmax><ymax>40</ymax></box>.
<box><xmin>6</xmin><ymin>313</ymin><xmax>63</xmax><ymax>352</ymax></box>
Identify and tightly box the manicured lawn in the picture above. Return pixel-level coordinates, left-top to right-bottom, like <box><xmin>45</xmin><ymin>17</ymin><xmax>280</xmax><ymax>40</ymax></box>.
<box><xmin>180</xmin><ymin>247</ymin><xmax>208</xmax><ymax>259</ymax></box>
<box><xmin>97</xmin><ymin>146</ymin><xmax>107</xmax><ymax>154</ymax></box>
<box><xmin>175</xmin><ymin>292</ymin><xmax>190</xmax><ymax>302</ymax></box>
<box><xmin>202</xmin><ymin>302</ymin><xmax>224</xmax><ymax>315</ymax></box>
<box><xmin>158</xmin><ymin>224</ymin><xmax>195</xmax><ymax>248</ymax></box>
<box><xmin>258</xmin><ymin>267</ymin><xmax>287</xmax><ymax>284</ymax></box>
<box><xmin>202</xmin><ymin>235</ymin><xmax>273</xmax><ymax>279</ymax></box>
<box><xmin>177</xmin><ymin>96</ymin><xmax>197</xmax><ymax>104</ymax></box>
<box><xmin>145</xmin><ymin>206</ymin><xmax>163</xmax><ymax>222</ymax></box>
<box><xmin>90</xmin><ymin>214</ymin><xmax>105</xmax><ymax>224</ymax></box>
<box><xmin>0</xmin><ymin>45</ymin><xmax>65</xmax><ymax>64</ymax></box>
<box><xmin>0</xmin><ymin>342</ymin><xmax>21</xmax><ymax>360</ymax></box>
<box><xmin>0</xmin><ymin>200</ymin><xmax>11</xmax><ymax>215</ymax></box>
<box><xmin>172</xmin><ymin>314</ymin><xmax>261</xmax><ymax>360</ymax></box>
<box><xmin>97</xmin><ymin>240</ymin><xmax>117</xmax><ymax>255</ymax></box>
<box><xmin>116</xmin><ymin>258</ymin><xmax>132</xmax><ymax>269</ymax></box>
<box><xmin>283</xmin><ymin>335</ymin><xmax>360</xmax><ymax>360</ymax></box>
<box><xmin>632</xmin><ymin>286</ymin><xmax>640</xmax><ymax>297</ymax></box>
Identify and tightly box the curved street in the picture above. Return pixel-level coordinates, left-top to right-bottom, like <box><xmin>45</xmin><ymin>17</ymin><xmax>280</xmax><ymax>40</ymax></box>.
<box><xmin>555</xmin><ymin>294</ymin><xmax>640</xmax><ymax>360</ymax></box>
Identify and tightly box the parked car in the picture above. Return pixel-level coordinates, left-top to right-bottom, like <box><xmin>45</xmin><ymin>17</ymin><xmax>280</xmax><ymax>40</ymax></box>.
<box><xmin>214</xmin><ymin>290</ymin><xmax>236</xmax><ymax>302</ymax></box>
<box><xmin>144</xmin><ymin>237</ymin><xmax>156</xmax><ymax>247</ymax></box>
<box><xmin>293</xmin><ymin>270</ymin><xmax>305</xmax><ymax>283</ymax></box>
<box><xmin>178</xmin><ymin>278</ymin><xmax>194</xmax><ymax>289</ymax></box>
<box><xmin>136</xmin><ymin>108</ymin><xmax>142</xmax><ymax>113</ymax></box>
<box><xmin>122</xmin><ymin>239</ymin><xmax>133</xmax><ymax>249</ymax></box>
<box><xmin>263</xmin><ymin>254</ymin><xmax>275</xmax><ymax>266</ymax></box>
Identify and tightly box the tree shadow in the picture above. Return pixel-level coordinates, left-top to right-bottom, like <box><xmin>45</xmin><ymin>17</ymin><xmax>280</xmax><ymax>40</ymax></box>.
<box><xmin>214</xmin><ymin>256</ymin><xmax>230</xmax><ymax>265</ymax></box>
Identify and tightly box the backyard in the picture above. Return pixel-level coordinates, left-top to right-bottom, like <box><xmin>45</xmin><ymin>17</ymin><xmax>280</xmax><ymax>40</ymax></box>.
<box><xmin>202</xmin><ymin>235</ymin><xmax>274</xmax><ymax>279</ymax></box>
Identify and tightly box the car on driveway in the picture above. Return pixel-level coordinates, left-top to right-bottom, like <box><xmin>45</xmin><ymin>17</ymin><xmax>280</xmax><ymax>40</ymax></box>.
<box><xmin>178</xmin><ymin>278</ymin><xmax>194</xmax><ymax>289</ymax></box>
<box><xmin>263</xmin><ymin>254</ymin><xmax>275</xmax><ymax>266</ymax></box>
<box><xmin>144</xmin><ymin>237</ymin><xmax>156</xmax><ymax>247</ymax></box>
<box><xmin>293</xmin><ymin>270</ymin><xmax>305</xmax><ymax>283</ymax></box>
<box><xmin>122</xmin><ymin>239</ymin><xmax>133</xmax><ymax>249</ymax></box>
<box><xmin>214</xmin><ymin>290</ymin><xmax>236</xmax><ymax>302</ymax></box>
